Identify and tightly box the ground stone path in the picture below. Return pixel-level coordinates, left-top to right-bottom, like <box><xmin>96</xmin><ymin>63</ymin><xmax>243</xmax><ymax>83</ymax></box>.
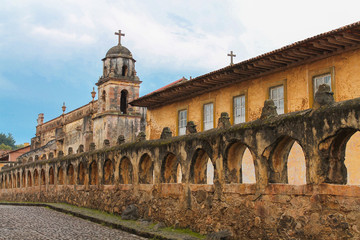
<box><xmin>0</xmin><ymin>205</ymin><xmax>146</xmax><ymax>240</ymax></box>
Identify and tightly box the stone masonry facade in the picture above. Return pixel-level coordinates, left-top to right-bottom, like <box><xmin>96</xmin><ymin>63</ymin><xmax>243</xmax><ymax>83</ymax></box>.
<box><xmin>1</xmin><ymin>88</ymin><xmax>360</xmax><ymax>239</ymax></box>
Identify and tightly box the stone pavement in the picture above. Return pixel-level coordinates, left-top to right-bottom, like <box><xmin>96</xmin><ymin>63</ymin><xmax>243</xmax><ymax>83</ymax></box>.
<box><xmin>0</xmin><ymin>205</ymin><xmax>146</xmax><ymax>240</ymax></box>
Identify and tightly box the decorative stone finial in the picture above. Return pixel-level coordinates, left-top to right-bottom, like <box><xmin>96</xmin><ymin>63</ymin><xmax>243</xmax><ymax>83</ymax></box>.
<box><xmin>77</xmin><ymin>144</ymin><xmax>84</xmax><ymax>153</ymax></box>
<box><xmin>260</xmin><ymin>99</ymin><xmax>278</xmax><ymax>120</ymax></box>
<box><xmin>217</xmin><ymin>112</ymin><xmax>231</xmax><ymax>129</ymax></box>
<box><xmin>48</xmin><ymin>152</ymin><xmax>54</xmax><ymax>159</ymax></box>
<box><xmin>89</xmin><ymin>142</ymin><xmax>96</xmax><ymax>151</ymax></box>
<box><xmin>104</xmin><ymin>139</ymin><xmax>110</xmax><ymax>147</ymax></box>
<box><xmin>91</xmin><ymin>87</ymin><xmax>96</xmax><ymax>101</ymax></box>
<box><xmin>186</xmin><ymin>121</ymin><xmax>197</xmax><ymax>134</ymax></box>
<box><xmin>136</xmin><ymin>132</ymin><xmax>146</xmax><ymax>142</ymax></box>
<box><xmin>35</xmin><ymin>155</ymin><xmax>39</xmax><ymax>161</ymax></box>
<box><xmin>58</xmin><ymin>151</ymin><xmax>64</xmax><ymax>157</ymax></box>
<box><xmin>160</xmin><ymin>127</ymin><xmax>172</xmax><ymax>139</ymax></box>
<box><xmin>37</xmin><ymin>113</ymin><xmax>44</xmax><ymax>125</ymax></box>
<box><xmin>313</xmin><ymin>84</ymin><xmax>335</xmax><ymax>109</ymax></box>
<box><xmin>62</xmin><ymin>102</ymin><xmax>66</xmax><ymax>114</ymax></box>
<box><xmin>68</xmin><ymin>147</ymin><xmax>73</xmax><ymax>155</ymax></box>
<box><xmin>117</xmin><ymin>135</ymin><xmax>125</xmax><ymax>145</ymax></box>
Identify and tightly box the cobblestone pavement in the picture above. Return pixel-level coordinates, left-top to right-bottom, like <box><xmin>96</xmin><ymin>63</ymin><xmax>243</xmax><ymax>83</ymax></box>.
<box><xmin>0</xmin><ymin>205</ymin><xmax>146</xmax><ymax>240</ymax></box>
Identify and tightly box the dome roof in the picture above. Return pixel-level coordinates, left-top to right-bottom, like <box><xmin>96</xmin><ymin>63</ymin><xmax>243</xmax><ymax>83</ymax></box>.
<box><xmin>105</xmin><ymin>44</ymin><xmax>132</xmax><ymax>58</ymax></box>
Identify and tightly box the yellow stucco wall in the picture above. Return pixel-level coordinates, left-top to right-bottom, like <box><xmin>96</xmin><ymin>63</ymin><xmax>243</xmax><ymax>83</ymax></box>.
<box><xmin>147</xmin><ymin>48</ymin><xmax>360</xmax><ymax>140</ymax></box>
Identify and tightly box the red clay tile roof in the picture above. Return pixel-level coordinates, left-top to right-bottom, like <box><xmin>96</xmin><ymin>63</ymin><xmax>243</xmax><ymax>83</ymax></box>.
<box><xmin>130</xmin><ymin>21</ymin><xmax>360</xmax><ymax>109</ymax></box>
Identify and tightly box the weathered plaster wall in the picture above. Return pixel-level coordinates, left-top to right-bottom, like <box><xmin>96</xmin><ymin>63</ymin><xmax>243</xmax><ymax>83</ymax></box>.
<box><xmin>2</xmin><ymin>97</ymin><xmax>360</xmax><ymax>239</ymax></box>
<box><xmin>147</xmin><ymin>48</ymin><xmax>360</xmax><ymax>140</ymax></box>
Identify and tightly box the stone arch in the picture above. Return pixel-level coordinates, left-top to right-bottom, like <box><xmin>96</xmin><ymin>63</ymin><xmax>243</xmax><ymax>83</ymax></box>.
<box><xmin>345</xmin><ymin>131</ymin><xmax>360</xmax><ymax>185</ymax></box>
<box><xmin>190</xmin><ymin>148</ymin><xmax>215</xmax><ymax>184</ymax></box>
<box><xmin>120</xmin><ymin>89</ymin><xmax>128</xmax><ymax>114</ymax></box>
<box><xmin>103</xmin><ymin>159</ymin><xmax>114</xmax><ymax>185</ymax></box>
<box><xmin>40</xmin><ymin>169</ymin><xmax>46</xmax><ymax>185</ymax></box>
<box><xmin>27</xmin><ymin>170</ymin><xmax>32</xmax><ymax>187</ymax></box>
<box><xmin>58</xmin><ymin>166</ymin><xmax>64</xmax><ymax>185</ymax></box>
<box><xmin>34</xmin><ymin>169</ymin><xmax>39</xmax><ymax>186</ymax></box>
<box><xmin>13</xmin><ymin>173</ymin><xmax>16</xmax><ymax>188</ymax></box>
<box><xmin>122</xmin><ymin>64</ymin><xmax>128</xmax><ymax>76</ymax></box>
<box><xmin>287</xmin><ymin>141</ymin><xmax>307</xmax><ymax>185</ymax></box>
<box><xmin>4</xmin><ymin>175</ymin><xmax>7</xmax><ymax>189</ymax></box>
<box><xmin>318</xmin><ymin>128</ymin><xmax>358</xmax><ymax>184</ymax></box>
<box><xmin>265</xmin><ymin>136</ymin><xmax>307</xmax><ymax>184</ymax></box>
<box><xmin>49</xmin><ymin>167</ymin><xmax>54</xmax><ymax>185</ymax></box>
<box><xmin>161</xmin><ymin>152</ymin><xmax>181</xmax><ymax>183</ymax></box>
<box><xmin>224</xmin><ymin>141</ymin><xmax>256</xmax><ymax>184</ymax></box>
<box><xmin>22</xmin><ymin>171</ymin><xmax>26</xmax><ymax>187</ymax></box>
<box><xmin>17</xmin><ymin>172</ymin><xmax>20</xmax><ymax>188</ymax></box>
<box><xmin>78</xmin><ymin>162</ymin><xmax>85</xmax><ymax>185</ymax></box>
<box><xmin>89</xmin><ymin>161</ymin><xmax>98</xmax><ymax>185</ymax></box>
<box><xmin>67</xmin><ymin>164</ymin><xmax>75</xmax><ymax>185</ymax></box>
<box><xmin>119</xmin><ymin>156</ymin><xmax>133</xmax><ymax>184</ymax></box>
<box><xmin>9</xmin><ymin>174</ymin><xmax>12</xmax><ymax>188</ymax></box>
<box><xmin>138</xmin><ymin>153</ymin><xmax>153</xmax><ymax>184</ymax></box>
<box><xmin>0</xmin><ymin>175</ymin><xmax>3</xmax><ymax>189</ymax></box>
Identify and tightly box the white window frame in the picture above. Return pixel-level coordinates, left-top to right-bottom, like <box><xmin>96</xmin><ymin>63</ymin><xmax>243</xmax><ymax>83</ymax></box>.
<box><xmin>269</xmin><ymin>85</ymin><xmax>284</xmax><ymax>115</ymax></box>
<box><xmin>233</xmin><ymin>95</ymin><xmax>246</xmax><ymax>124</ymax></box>
<box><xmin>178</xmin><ymin>109</ymin><xmax>187</xmax><ymax>136</ymax></box>
<box><xmin>313</xmin><ymin>73</ymin><xmax>331</xmax><ymax>96</ymax></box>
<box><xmin>203</xmin><ymin>103</ymin><xmax>214</xmax><ymax>131</ymax></box>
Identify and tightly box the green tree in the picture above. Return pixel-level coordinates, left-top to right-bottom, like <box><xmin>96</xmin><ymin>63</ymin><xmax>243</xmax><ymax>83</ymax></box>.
<box><xmin>0</xmin><ymin>133</ymin><xmax>16</xmax><ymax>149</ymax></box>
<box><xmin>0</xmin><ymin>143</ymin><xmax>12</xmax><ymax>150</ymax></box>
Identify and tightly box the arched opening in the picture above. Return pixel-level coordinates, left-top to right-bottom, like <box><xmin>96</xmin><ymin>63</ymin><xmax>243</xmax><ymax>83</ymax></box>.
<box><xmin>4</xmin><ymin>175</ymin><xmax>7</xmax><ymax>189</ymax></box>
<box><xmin>344</xmin><ymin>131</ymin><xmax>360</xmax><ymax>185</ymax></box>
<box><xmin>27</xmin><ymin>170</ymin><xmax>32</xmax><ymax>187</ymax></box>
<box><xmin>119</xmin><ymin>157</ymin><xmax>133</xmax><ymax>184</ymax></box>
<box><xmin>138</xmin><ymin>153</ymin><xmax>153</xmax><ymax>184</ymax></box>
<box><xmin>13</xmin><ymin>173</ymin><xmax>16</xmax><ymax>188</ymax></box>
<box><xmin>17</xmin><ymin>172</ymin><xmax>20</xmax><ymax>188</ymax></box>
<box><xmin>120</xmin><ymin>89</ymin><xmax>128</xmax><ymax>114</ymax></box>
<box><xmin>225</xmin><ymin>142</ymin><xmax>256</xmax><ymax>184</ymax></box>
<box><xmin>266</xmin><ymin>136</ymin><xmax>307</xmax><ymax>184</ymax></box>
<box><xmin>177</xmin><ymin>164</ymin><xmax>182</xmax><ymax>183</ymax></box>
<box><xmin>49</xmin><ymin>167</ymin><xmax>54</xmax><ymax>185</ymax></box>
<box><xmin>9</xmin><ymin>175</ymin><xmax>12</xmax><ymax>188</ymax></box>
<box><xmin>58</xmin><ymin>167</ymin><xmax>64</xmax><ymax>185</ymax></box>
<box><xmin>161</xmin><ymin>153</ymin><xmax>180</xmax><ymax>183</ymax></box>
<box><xmin>0</xmin><ymin>176</ymin><xmax>3</xmax><ymax>189</ymax></box>
<box><xmin>22</xmin><ymin>171</ymin><xmax>25</xmax><ymax>187</ymax></box>
<box><xmin>190</xmin><ymin>149</ymin><xmax>214</xmax><ymax>184</ymax></box>
<box><xmin>40</xmin><ymin>169</ymin><xmax>46</xmax><ymax>185</ymax></box>
<box><xmin>41</xmin><ymin>154</ymin><xmax>47</xmax><ymax>160</ymax></box>
<box><xmin>287</xmin><ymin>141</ymin><xmax>306</xmax><ymax>185</ymax></box>
<box><xmin>103</xmin><ymin>159</ymin><xmax>114</xmax><ymax>185</ymax></box>
<box><xmin>34</xmin><ymin>170</ymin><xmax>39</xmax><ymax>186</ymax></box>
<box><xmin>89</xmin><ymin>161</ymin><xmax>98</xmax><ymax>185</ymax></box>
<box><xmin>67</xmin><ymin>164</ymin><xmax>75</xmax><ymax>185</ymax></box>
<box><xmin>321</xmin><ymin>128</ymin><xmax>357</xmax><ymax>184</ymax></box>
<box><xmin>78</xmin><ymin>162</ymin><xmax>85</xmax><ymax>185</ymax></box>
<box><xmin>122</xmin><ymin>65</ymin><xmax>128</xmax><ymax>76</ymax></box>
<box><xmin>101</xmin><ymin>90</ymin><xmax>106</xmax><ymax>111</ymax></box>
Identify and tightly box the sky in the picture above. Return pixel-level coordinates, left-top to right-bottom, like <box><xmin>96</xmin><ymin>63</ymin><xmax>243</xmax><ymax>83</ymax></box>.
<box><xmin>1</xmin><ymin>0</ymin><xmax>360</xmax><ymax>144</ymax></box>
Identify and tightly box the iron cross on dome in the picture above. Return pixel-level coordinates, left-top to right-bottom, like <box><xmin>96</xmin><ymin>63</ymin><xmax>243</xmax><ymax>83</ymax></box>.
<box><xmin>115</xmin><ymin>30</ymin><xmax>125</xmax><ymax>45</ymax></box>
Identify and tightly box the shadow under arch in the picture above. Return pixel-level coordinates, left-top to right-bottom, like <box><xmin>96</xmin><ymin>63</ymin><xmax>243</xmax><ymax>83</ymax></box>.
<box><xmin>103</xmin><ymin>159</ymin><xmax>114</xmax><ymax>185</ymax></box>
<box><xmin>119</xmin><ymin>156</ymin><xmax>133</xmax><ymax>184</ymax></box>
<box><xmin>319</xmin><ymin>128</ymin><xmax>359</xmax><ymax>184</ymax></box>
<box><xmin>67</xmin><ymin>164</ymin><xmax>75</xmax><ymax>185</ymax></box>
<box><xmin>224</xmin><ymin>141</ymin><xmax>256</xmax><ymax>184</ymax></box>
<box><xmin>190</xmin><ymin>148</ymin><xmax>215</xmax><ymax>184</ymax></box>
<box><xmin>139</xmin><ymin>153</ymin><xmax>153</xmax><ymax>184</ymax></box>
<box><xmin>264</xmin><ymin>135</ymin><xmax>307</xmax><ymax>184</ymax></box>
<box><xmin>161</xmin><ymin>152</ymin><xmax>181</xmax><ymax>183</ymax></box>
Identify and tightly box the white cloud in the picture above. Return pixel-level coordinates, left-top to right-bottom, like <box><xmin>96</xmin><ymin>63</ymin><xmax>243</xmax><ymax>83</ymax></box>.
<box><xmin>31</xmin><ymin>26</ymin><xmax>95</xmax><ymax>44</ymax></box>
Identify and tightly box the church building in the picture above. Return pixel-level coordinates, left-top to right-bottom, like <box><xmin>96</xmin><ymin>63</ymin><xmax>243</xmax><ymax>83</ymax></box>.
<box><xmin>19</xmin><ymin>31</ymin><xmax>146</xmax><ymax>162</ymax></box>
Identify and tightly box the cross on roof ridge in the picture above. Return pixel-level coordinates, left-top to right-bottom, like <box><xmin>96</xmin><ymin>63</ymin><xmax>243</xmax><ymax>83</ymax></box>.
<box><xmin>227</xmin><ymin>51</ymin><xmax>236</xmax><ymax>65</ymax></box>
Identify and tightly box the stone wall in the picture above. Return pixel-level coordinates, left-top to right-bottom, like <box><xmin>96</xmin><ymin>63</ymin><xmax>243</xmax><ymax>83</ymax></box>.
<box><xmin>2</xmin><ymin>97</ymin><xmax>360</xmax><ymax>239</ymax></box>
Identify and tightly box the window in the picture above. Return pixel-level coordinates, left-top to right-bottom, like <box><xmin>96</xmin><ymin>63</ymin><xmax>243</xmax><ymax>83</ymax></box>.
<box><xmin>233</xmin><ymin>95</ymin><xmax>246</xmax><ymax>124</ymax></box>
<box><xmin>313</xmin><ymin>73</ymin><xmax>331</xmax><ymax>96</ymax></box>
<box><xmin>270</xmin><ymin>85</ymin><xmax>284</xmax><ymax>114</ymax></box>
<box><xmin>203</xmin><ymin>103</ymin><xmax>214</xmax><ymax>130</ymax></box>
<box><xmin>178</xmin><ymin>110</ymin><xmax>187</xmax><ymax>136</ymax></box>
<box><xmin>120</xmin><ymin>90</ymin><xmax>128</xmax><ymax>114</ymax></box>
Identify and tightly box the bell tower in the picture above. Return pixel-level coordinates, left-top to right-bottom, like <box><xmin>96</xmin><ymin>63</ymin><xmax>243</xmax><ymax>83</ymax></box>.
<box><xmin>93</xmin><ymin>30</ymin><xmax>145</xmax><ymax>147</ymax></box>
